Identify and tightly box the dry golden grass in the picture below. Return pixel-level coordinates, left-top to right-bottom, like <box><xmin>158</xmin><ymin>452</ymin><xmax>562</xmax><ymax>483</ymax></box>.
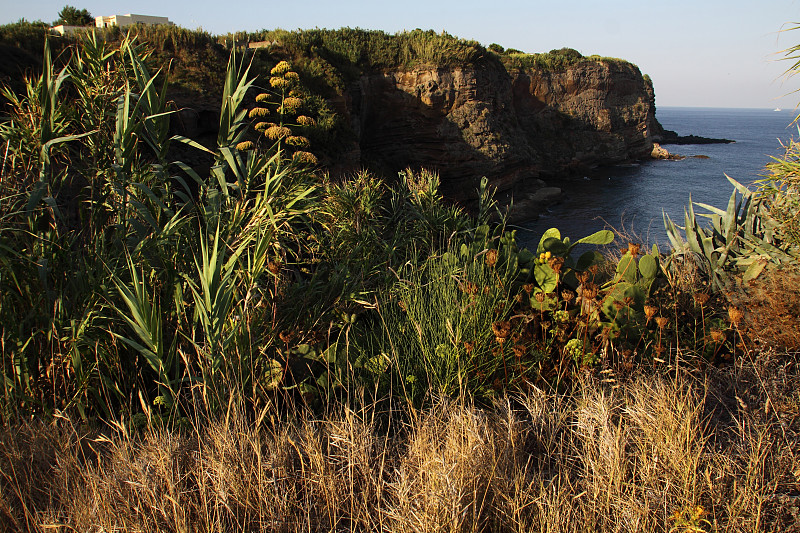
<box><xmin>2</xmin><ymin>354</ymin><xmax>800</xmax><ymax>532</ymax></box>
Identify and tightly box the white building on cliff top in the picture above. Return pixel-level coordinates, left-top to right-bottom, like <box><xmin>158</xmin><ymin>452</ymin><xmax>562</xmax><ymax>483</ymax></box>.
<box><xmin>95</xmin><ymin>14</ymin><xmax>174</xmax><ymax>29</ymax></box>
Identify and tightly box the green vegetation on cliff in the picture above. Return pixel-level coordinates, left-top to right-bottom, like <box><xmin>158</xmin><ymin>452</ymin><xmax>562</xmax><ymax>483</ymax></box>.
<box><xmin>500</xmin><ymin>46</ymin><xmax>631</xmax><ymax>71</ymax></box>
<box><xmin>0</xmin><ymin>24</ymin><xmax>634</xmax><ymax>97</ymax></box>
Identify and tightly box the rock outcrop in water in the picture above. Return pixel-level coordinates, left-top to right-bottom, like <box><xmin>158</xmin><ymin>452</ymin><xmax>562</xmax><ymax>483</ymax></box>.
<box><xmin>336</xmin><ymin>59</ymin><xmax>659</xmax><ymax>204</ymax></box>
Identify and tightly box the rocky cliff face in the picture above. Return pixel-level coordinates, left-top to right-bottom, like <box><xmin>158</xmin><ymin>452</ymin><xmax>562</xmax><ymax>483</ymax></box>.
<box><xmin>338</xmin><ymin>59</ymin><xmax>658</xmax><ymax>203</ymax></box>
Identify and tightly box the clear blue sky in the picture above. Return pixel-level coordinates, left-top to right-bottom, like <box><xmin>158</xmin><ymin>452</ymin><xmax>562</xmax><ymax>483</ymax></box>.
<box><xmin>4</xmin><ymin>0</ymin><xmax>800</xmax><ymax>108</ymax></box>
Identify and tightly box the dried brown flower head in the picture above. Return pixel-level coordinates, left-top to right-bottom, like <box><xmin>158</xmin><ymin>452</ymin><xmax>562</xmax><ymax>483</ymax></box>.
<box><xmin>460</xmin><ymin>281</ymin><xmax>479</xmax><ymax>295</ymax></box>
<box><xmin>492</xmin><ymin>321</ymin><xmax>511</xmax><ymax>343</ymax></box>
<box><xmin>655</xmin><ymin>316</ymin><xmax>669</xmax><ymax>329</ymax></box>
<box><xmin>582</xmin><ymin>282</ymin><xmax>599</xmax><ymax>300</ymax></box>
<box><xmin>709</xmin><ymin>329</ymin><xmax>725</xmax><ymax>343</ymax></box>
<box><xmin>643</xmin><ymin>304</ymin><xmax>658</xmax><ymax>324</ymax></box>
<box><xmin>513</xmin><ymin>344</ymin><xmax>527</xmax><ymax>359</ymax></box>
<box><xmin>693</xmin><ymin>293</ymin><xmax>710</xmax><ymax>306</ymax></box>
<box><xmin>561</xmin><ymin>289</ymin><xmax>575</xmax><ymax>303</ymax></box>
<box><xmin>523</xmin><ymin>283</ymin><xmax>535</xmax><ymax>295</ymax></box>
<box><xmin>728</xmin><ymin>306</ymin><xmax>744</xmax><ymax>327</ymax></box>
<box><xmin>267</xmin><ymin>261</ymin><xmax>282</xmax><ymax>275</ymax></box>
<box><xmin>628</xmin><ymin>243</ymin><xmax>641</xmax><ymax>257</ymax></box>
<box><xmin>548</xmin><ymin>256</ymin><xmax>564</xmax><ymax>274</ymax></box>
<box><xmin>485</xmin><ymin>249</ymin><xmax>498</xmax><ymax>267</ymax></box>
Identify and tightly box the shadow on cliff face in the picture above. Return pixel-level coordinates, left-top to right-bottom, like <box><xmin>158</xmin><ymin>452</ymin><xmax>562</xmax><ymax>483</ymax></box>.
<box><xmin>345</xmin><ymin>67</ymin><xmax>539</xmax><ymax>205</ymax></box>
<box><xmin>338</xmin><ymin>60</ymin><xmax>657</xmax><ymax>212</ymax></box>
<box><xmin>510</xmin><ymin>63</ymin><xmax>656</xmax><ymax>175</ymax></box>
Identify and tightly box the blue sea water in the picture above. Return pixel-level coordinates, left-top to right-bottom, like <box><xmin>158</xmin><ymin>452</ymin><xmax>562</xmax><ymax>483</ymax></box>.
<box><xmin>516</xmin><ymin>107</ymin><xmax>799</xmax><ymax>250</ymax></box>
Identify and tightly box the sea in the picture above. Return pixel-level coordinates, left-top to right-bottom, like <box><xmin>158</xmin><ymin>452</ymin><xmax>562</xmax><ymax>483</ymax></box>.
<box><xmin>516</xmin><ymin>106</ymin><xmax>799</xmax><ymax>250</ymax></box>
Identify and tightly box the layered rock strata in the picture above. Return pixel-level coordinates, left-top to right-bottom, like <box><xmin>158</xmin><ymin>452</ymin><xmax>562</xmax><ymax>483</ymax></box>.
<box><xmin>338</xmin><ymin>59</ymin><xmax>659</xmax><ymax>205</ymax></box>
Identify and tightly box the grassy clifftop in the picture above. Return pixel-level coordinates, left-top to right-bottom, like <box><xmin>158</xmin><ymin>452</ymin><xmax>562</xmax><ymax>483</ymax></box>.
<box><xmin>0</xmin><ymin>24</ymin><xmax>638</xmax><ymax>96</ymax></box>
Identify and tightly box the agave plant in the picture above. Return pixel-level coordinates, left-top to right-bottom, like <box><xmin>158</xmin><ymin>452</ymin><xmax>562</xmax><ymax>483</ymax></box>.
<box><xmin>664</xmin><ymin>175</ymin><xmax>799</xmax><ymax>291</ymax></box>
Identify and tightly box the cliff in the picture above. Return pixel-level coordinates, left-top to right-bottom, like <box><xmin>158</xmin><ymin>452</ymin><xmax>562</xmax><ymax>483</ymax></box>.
<box><xmin>0</xmin><ymin>26</ymin><xmax>663</xmax><ymax>212</ymax></box>
<box><xmin>335</xmin><ymin>58</ymin><xmax>658</xmax><ymax>204</ymax></box>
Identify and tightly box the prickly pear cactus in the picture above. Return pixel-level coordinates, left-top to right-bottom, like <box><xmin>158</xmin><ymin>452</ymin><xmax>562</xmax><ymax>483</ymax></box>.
<box><xmin>602</xmin><ymin>245</ymin><xmax>662</xmax><ymax>329</ymax></box>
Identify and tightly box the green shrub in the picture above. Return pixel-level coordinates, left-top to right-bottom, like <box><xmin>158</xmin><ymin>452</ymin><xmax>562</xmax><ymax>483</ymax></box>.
<box><xmin>372</xmin><ymin>244</ymin><xmax>524</xmax><ymax>404</ymax></box>
<box><xmin>242</xmin><ymin>27</ymin><xmax>492</xmax><ymax>74</ymax></box>
<box><xmin>760</xmin><ymin>137</ymin><xmax>800</xmax><ymax>248</ymax></box>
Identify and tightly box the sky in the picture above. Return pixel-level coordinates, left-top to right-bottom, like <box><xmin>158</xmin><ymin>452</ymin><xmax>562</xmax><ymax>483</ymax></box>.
<box><xmin>4</xmin><ymin>0</ymin><xmax>800</xmax><ymax>108</ymax></box>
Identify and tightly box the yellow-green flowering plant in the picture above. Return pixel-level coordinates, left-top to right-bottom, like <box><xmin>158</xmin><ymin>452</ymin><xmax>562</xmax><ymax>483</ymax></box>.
<box><xmin>245</xmin><ymin>60</ymin><xmax>319</xmax><ymax>165</ymax></box>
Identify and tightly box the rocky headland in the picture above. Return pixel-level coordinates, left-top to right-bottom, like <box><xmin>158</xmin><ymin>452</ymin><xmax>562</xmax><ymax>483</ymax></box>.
<box><xmin>0</xmin><ymin>27</ymin><xmax>727</xmax><ymax>220</ymax></box>
<box><xmin>323</xmin><ymin>56</ymin><xmax>737</xmax><ymax>219</ymax></box>
<box><xmin>324</xmin><ymin>57</ymin><xmax>659</xmax><ymax>218</ymax></box>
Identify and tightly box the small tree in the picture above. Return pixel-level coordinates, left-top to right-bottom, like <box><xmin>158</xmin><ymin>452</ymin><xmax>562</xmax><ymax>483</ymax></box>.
<box><xmin>54</xmin><ymin>5</ymin><xmax>93</xmax><ymax>26</ymax></box>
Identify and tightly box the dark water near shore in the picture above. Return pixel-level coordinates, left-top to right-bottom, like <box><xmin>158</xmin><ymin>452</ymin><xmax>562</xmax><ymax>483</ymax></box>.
<box><xmin>517</xmin><ymin>107</ymin><xmax>799</xmax><ymax>250</ymax></box>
